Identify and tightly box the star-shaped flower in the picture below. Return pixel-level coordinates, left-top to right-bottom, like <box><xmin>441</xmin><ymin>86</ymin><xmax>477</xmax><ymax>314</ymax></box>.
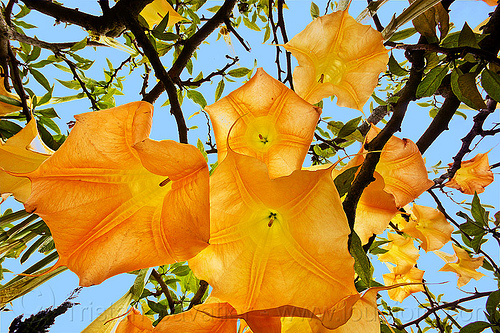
<box><xmin>284</xmin><ymin>10</ymin><xmax>388</xmax><ymax>109</ymax></box>
<box><xmin>206</xmin><ymin>68</ymin><xmax>321</xmax><ymax>178</ymax></box>
<box><xmin>436</xmin><ymin>244</ymin><xmax>486</xmax><ymax>287</ymax></box>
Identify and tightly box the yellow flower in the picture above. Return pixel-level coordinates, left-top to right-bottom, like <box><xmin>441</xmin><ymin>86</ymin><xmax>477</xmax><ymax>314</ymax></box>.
<box><xmin>378</xmin><ymin>233</ymin><xmax>419</xmax><ymax>275</ymax></box>
<box><xmin>445</xmin><ymin>153</ymin><xmax>494</xmax><ymax>195</ymax></box>
<box><xmin>402</xmin><ymin>204</ymin><xmax>453</xmax><ymax>252</ymax></box>
<box><xmin>284</xmin><ymin>10</ymin><xmax>388</xmax><ymax>109</ymax></box>
<box><xmin>383</xmin><ymin>266</ymin><xmax>425</xmax><ymax>302</ymax></box>
<box><xmin>436</xmin><ymin>244</ymin><xmax>486</xmax><ymax>287</ymax></box>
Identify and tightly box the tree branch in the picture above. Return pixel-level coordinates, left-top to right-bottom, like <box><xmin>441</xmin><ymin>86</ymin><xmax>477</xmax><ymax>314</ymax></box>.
<box><xmin>187</xmin><ymin>280</ymin><xmax>208</xmax><ymax>310</ymax></box>
<box><xmin>343</xmin><ymin>47</ymin><xmax>425</xmax><ymax>231</ymax></box>
<box><xmin>395</xmin><ymin>291</ymin><xmax>493</xmax><ymax>330</ymax></box>
<box><xmin>180</xmin><ymin>55</ymin><xmax>238</xmax><ymax>87</ymax></box>
<box><xmin>125</xmin><ymin>13</ymin><xmax>188</xmax><ymax>143</ymax></box>
<box><xmin>61</xmin><ymin>56</ymin><xmax>99</xmax><ymax>111</ymax></box>
<box><xmin>143</xmin><ymin>0</ymin><xmax>237</xmax><ymax>102</ymax></box>
<box><xmin>20</xmin><ymin>0</ymin><xmax>154</xmax><ymax>37</ymax></box>
<box><xmin>151</xmin><ymin>269</ymin><xmax>175</xmax><ymax>315</ymax></box>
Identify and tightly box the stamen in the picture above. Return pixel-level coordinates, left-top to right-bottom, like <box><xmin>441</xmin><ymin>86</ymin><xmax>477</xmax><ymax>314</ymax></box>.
<box><xmin>159</xmin><ymin>178</ymin><xmax>171</xmax><ymax>187</ymax></box>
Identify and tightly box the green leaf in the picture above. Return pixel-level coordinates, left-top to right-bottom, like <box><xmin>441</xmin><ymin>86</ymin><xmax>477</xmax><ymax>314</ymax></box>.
<box><xmin>0</xmin><ymin>266</ymin><xmax>67</xmax><ymax>308</ymax></box>
<box><xmin>187</xmin><ymin>90</ymin><xmax>207</xmax><ymax>109</ymax></box>
<box><xmin>388</xmin><ymin>27</ymin><xmax>417</xmax><ymax>42</ymax></box>
<box><xmin>486</xmin><ymin>290</ymin><xmax>500</xmax><ymax>316</ymax></box>
<box><xmin>215</xmin><ymin>79</ymin><xmax>225</xmax><ymax>101</ymax></box>
<box><xmin>471</xmin><ymin>193</ymin><xmax>488</xmax><ymax>227</ymax></box>
<box><xmin>29</xmin><ymin>68</ymin><xmax>51</xmax><ymax>91</ymax></box>
<box><xmin>388</xmin><ymin>53</ymin><xmax>408</xmax><ymax>76</ymax></box>
<box><xmin>70</xmin><ymin>38</ymin><xmax>87</xmax><ymax>52</ymax></box>
<box><xmin>310</xmin><ymin>2</ymin><xmax>320</xmax><ymax>19</ymax></box>
<box><xmin>154</xmin><ymin>12</ymin><xmax>170</xmax><ymax>33</ymax></box>
<box><xmin>481</xmin><ymin>69</ymin><xmax>500</xmax><ymax>102</ymax></box>
<box><xmin>50</xmin><ymin>92</ymin><xmax>85</xmax><ymax>104</ymax></box>
<box><xmin>334</xmin><ymin>166</ymin><xmax>359</xmax><ymax>197</ymax></box>
<box><xmin>349</xmin><ymin>232</ymin><xmax>372</xmax><ymax>287</ymax></box>
<box><xmin>152</xmin><ymin>30</ymin><xmax>180</xmax><ymax>41</ymax></box>
<box><xmin>459</xmin><ymin>321</ymin><xmax>491</xmax><ymax>333</ymax></box>
<box><xmin>129</xmin><ymin>268</ymin><xmax>150</xmax><ymax>301</ymax></box>
<box><xmin>243</xmin><ymin>17</ymin><xmax>261</xmax><ymax>31</ymax></box>
<box><xmin>171</xmin><ymin>265</ymin><xmax>191</xmax><ymax>276</ymax></box>
<box><xmin>197</xmin><ymin>138</ymin><xmax>208</xmax><ymax>162</ymax></box>
<box><xmin>416</xmin><ymin>65</ymin><xmax>448</xmax><ymax>98</ymax></box>
<box><xmin>338</xmin><ymin>117</ymin><xmax>362</xmax><ymax>138</ymax></box>
<box><xmin>458</xmin><ymin>22</ymin><xmax>479</xmax><ymax>49</ymax></box>
<box><xmin>227</xmin><ymin>67</ymin><xmax>251</xmax><ymax>78</ymax></box>
<box><xmin>26</xmin><ymin>46</ymin><xmax>41</xmax><ymax>63</ymax></box>
<box><xmin>451</xmin><ymin>69</ymin><xmax>487</xmax><ymax>110</ymax></box>
<box><xmin>56</xmin><ymin>79</ymin><xmax>81</xmax><ymax>90</ymax></box>
<box><xmin>0</xmin><ymin>210</ymin><xmax>31</xmax><ymax>228</ymax></box>
<box><xmin>263</xmin><ymin>24</ymin><xmax>271</xmax><ymax>43</ymax></box>
<box><xmin>0</xmin><ymin>94</ymin><xmax>22</xmax><ymax>107</ymax></box>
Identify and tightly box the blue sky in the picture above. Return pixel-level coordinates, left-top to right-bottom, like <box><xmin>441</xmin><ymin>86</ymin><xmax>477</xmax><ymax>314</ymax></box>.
<box><xmin>0</xmin><ymin>0</ymin><xmax>498</xmax><ymax>332</ymax></box>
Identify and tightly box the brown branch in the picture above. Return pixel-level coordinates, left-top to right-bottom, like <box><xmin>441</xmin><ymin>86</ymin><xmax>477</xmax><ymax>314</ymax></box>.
<box><xmin>125</xmin><ymin>12</ymin><xmax>188</xmax><ymax>143</ymax></box>
<box><xmin>187</xmin><ymin>280</ymin><xmax>208</xmax><ymax>310</ymax></box>
<box><xmin>7</xmin><ymin>48</ymin><xmax>31</xmax><ymax>121</ymax></box>
<box><xmin>276</xmin><ymin>0</ymin><xmax>293</xmax><ymax>88</ymax></box>
<box><xmin>343</xmin><ymin>47</ymin><xmax>425</xmax><ymax>231</ymax></box>
<box><xmin>62</xmin><ymin>57</ymin><xmax>99</xmax><ymax>111</ymax></box>
<box><xmin>151</xmin><ymin>269</ymin><xmax>175</xmax><ymax>315</ymax></box>
<box><xmin>20</xmin><ymin>0</ymin><xmax>154</xmax><ymax>37</ymax></box>
<box><xmin>268</xmin><ymin>0</ymin><xmax>284</xmax><ymax>82</ymax></box>
<box><xmin>393</xmin><ymin>43</ymin><xmax>500</xmax><ymax>67</ymax></box>
<box><xmin>395</xmin><ymin>291</ymin><xmax>493</xmax><ymax>330</ymax></box>
<box><xmin>143</xmin><ymin>0</ymin><xmax>237</xmax><ymax>102</ymax></box>
<box><xmin>416</xmin><ymin>81</ymin><xmax>461</xmax><ymax>153</ymax></box>
<box><xmin>447</xmin><ymin>98</ymin><xmax>497</xmax><ymax>179</ymax></box>
<box><xmin>180</xmin><ymin>55</ymin><xmax>238</xmax><ymax>87</ymax></box>
<box><xmin>4</xmin><ymin>0</ymin><xmax>16</xmax><ymax>26</ymax></box>
<box><xmin>224</xmin><ymin>18</ymin><xmax>251</xmax><ymax>52</ymax></box>
<box><xmin>104</xmin><ymin>55</ymin><xmax>131</xmax><ymax>89</ymax></box>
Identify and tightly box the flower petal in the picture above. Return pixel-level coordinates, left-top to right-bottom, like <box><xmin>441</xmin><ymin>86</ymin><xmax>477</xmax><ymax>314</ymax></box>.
<box><xmin>445</xmin><ymin>153</ymin><xmax>494</xmax><ymax>194</ymax></box>
<box><xmin>383</xmin><ymin>266</ymin><xmax>425</xmax><ymax>302</ymax></box>
<box><xmin>378</xmin><ymin>233</ymin><xmax>419</xmax><ymax>275</ymax></box>
<box><xmin>140</xmin><ymin>0</ymin><xmax>184</xmax><ymax>28</ymax></box>
<box><xmin>190</xmin><ymin>149</ymin><xmax>356</xmax><ymax>318</ymax></box>
<box><xmin>21</xmin><ymin>102</ymin><xmax>209</xmax><ymax>286</ymax></box>
<box><xmin>206</xmin><ymin>68</ymin><xmax>321</xmax><ymax>178</ymax></box>
<box><xmin>437</xmin><ymin>244</ymin><xmax>485</xmax><ymax>287</ymax></box>
<box><xmin>284</xmin><ymin>10</ymin><xmax>388</xmax><ymax>109</ymax></box>
<box><xmin>402</xmin><ymin>204</ymin><xmax>453</xmax><ymax>252</ymax></box>
<box><xmin>0</xmin><ymin>119</ymin><xmax>51</xmax><ymax>202</ymax></box>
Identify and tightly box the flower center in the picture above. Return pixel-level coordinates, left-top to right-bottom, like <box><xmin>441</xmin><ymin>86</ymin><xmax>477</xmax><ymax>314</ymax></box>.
<box><xmin>320</xmin><ymin>58</ymin><xmax>347</xmax><ymax>85</ymax></box>
<box><xmin>244</xmin><ymin>116</ymin><xmax>279</xmax><ymax>152</ymax></box>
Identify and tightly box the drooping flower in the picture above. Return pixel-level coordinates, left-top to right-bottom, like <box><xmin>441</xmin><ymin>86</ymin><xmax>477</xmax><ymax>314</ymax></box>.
<box><xmin>206</xmin><ymin>68</ymin><xmax>321</xmax><ymax>178</ymax></box>
<box><xmin>445</xmin><ymin>153</ymin><xmax>494</xmax><ymax>195</ymax></box>
<box><xmin>0</xmin><ymin>74</ymin><xmax>22</xmax><ymax>116</ymax></box>
<box><xmin>402</xmin><ymin>204</ymin><xmax>453</xmax><ymax>252</ymax></box>
<box><xmin>378</xmin><ymin>233</ymin><xmax>419</xmax><ymax>275</ymax></box>
<box><xmin>283</xmin><ymin>10</ymin><xmax>389</xmax><ymax>109</ymax></box>
<box><xmin>355</xmin><ymin>126</ymin><xmax>434</xmax><ymax>208</ymax></box>
<box><xmin>354</xmin><ymin>171</ymin><xmax>399</xmax><ymax>244</ymax></box>
<box><xmin>383</xmin><ymin>266</ymin><xmax>425</xmax><ymax>302</ymax></box>
<box><xmin>0</xmin><ymin>119</ymin><xmax>51</xmax><ymax>202</ymax></box>
<box><xmin>190</xmin><ymin>149</ymin><xmax>357</xmax><ymax>323</ymax></box>
<box><xmin>140</xmin><ymin>0</ymin><xmax>184</xmax><ymax>28</ymax></box>
<box><xmin>436</xmin><ymin>244</ymin><xmax>486</xmax><ymax>287</ymax></box>
<box><xmin>20</xmin><ymin>102</ymin><xmax>210</xmax><ymax>286</ymax></box>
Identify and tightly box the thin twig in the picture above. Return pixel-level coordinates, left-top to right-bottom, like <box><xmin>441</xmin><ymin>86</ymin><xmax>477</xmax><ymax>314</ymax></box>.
<box><xmin>396</xmin><ymin>291</ymin><xmax>493</xmax><ymax>330</ymax></box>
<box><xmin>62</xmin><ymin>56</ymin><xmax>99</xmax><ymax>111</ymax></box>
<box><xmin>104</xmin><ymin>55</ymin><xmax>132</xmax><ymax>89</ymax></box>
<box><xmin>224</xmin><ymin>18</ymin><xmax>251</xmax><ymax>52</ymax></box>
<box><xmin>151</xmin><ymin>269</ymin><xmax>175</xmax><ymax>315</ymax></box>
<box><xmin>7</xmin><ymin>48</ymin><xmax>31</xmax><ymax>121</ymax></box>
<box><xmin>181</xmin><ymin>55</ymin><xmax>238</xmax><ymax>87</ymax></box>
<box><xmin>125</xmin><ymin>13</ymin><xmax>188</xmax><ymax>143</ymax></box>
<box><xmin>276</xmin><ymin>0</ymin><xmax>293</xmax><ymax>88</ymax></box>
